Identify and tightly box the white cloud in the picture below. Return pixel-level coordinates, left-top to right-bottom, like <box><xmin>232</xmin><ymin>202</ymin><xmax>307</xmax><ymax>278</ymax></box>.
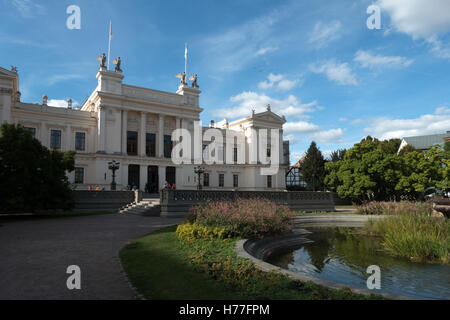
<box><xmin>339</xmin><ymin>117</ymin><xmax>348</xmax><ymax>122</ymax></box>
<box><xmin>364</xmin><ymin>107</ymin><xmax>450</xmax><ymax>140</ymax></box>
<box><xmin>310</xmin><ymin>61</ymin><xmax>358</xmax><ymax>86</ymax></box>
<box><xmin>258</xmin><ymin>73</ymin><xmax>299</xmax><ymax>91</ymax></box>
<box><xmin>216</xmin><ymin>91</ymin><xmax>319</xmax><ymax>119</ymax></box>
<box><xmin>255</xmin><ymin>46</ymin><xmax>278</xmax><ymax>56</ymax></box>
<box><xmin>377</xmin><ymin>0</ymin><xmax>450</xmax><ymax>39</ymax></box>
<box><xmin>354</xmin><ymin>50</ymin><xmax>413</xmax><ymax>69</ymax></box>
<box><xmin>308</xmin><ymin>21</ymin><xmax>342</xmax><ymax>49</ymax></box>
<box><xmin>283</xmin><ymin>121</ymin><xmax>320</xmax><ymax>134</ymax></box>
<box><xmin>48</xmin><ymin>99</ymin><xmax>79</xmax><ymax>109</ymax></box>
<box><xmin>309</xmin><ymin>128</ymin><xmax>344</xmax><ymax>143</ymax></box>
<box><xmin>202</xmin><ymin>10</ymin><xmax>280</xmax><ymax>73</ymax></box>
<box><xmin>12</xmin><ymin>0</ymin><xmax>46</xmax><ymax>18</ymax></box>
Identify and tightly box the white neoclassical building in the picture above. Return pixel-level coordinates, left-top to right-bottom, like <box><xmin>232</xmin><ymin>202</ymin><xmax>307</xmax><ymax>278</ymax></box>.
<box><xmin>0</xmin><ymin>63</ymin><xmax>290</xmax><ymax>192</ymax></box>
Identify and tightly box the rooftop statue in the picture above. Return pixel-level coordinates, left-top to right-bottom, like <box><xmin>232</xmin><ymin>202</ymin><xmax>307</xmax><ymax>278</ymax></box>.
<box><xmin>113</xmin><ymin>57</ymin><xmax>122</xmax><ymax>72</ymax></box>
<box><xmin>97</xmin><ymin>53</ymin><xmax>107</xmax><ymax>69</ymax></box>
<box><xmin>189</xmin><ymin>74</ymin><xmax>199</xmax><ymax>88</ymax></box>
<box><xmin>176</xmin><ymin>72</ymin><xmax>187</xmax><ymax>85</ymax></box>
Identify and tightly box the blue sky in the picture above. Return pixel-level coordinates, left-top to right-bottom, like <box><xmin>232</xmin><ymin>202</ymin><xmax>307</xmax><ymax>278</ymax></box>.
<box><xmin>1</xmin><ymin>0</ymin><xmax>449</xmax><ymax>162</ymax></box>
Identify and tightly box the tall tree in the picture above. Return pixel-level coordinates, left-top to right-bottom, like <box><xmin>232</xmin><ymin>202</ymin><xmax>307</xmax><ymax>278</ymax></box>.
<box><xmin>0</xmin><ymin>124</ymin><xmax>76</xmax><ymax>213</ymax></box>
<box><xmin>301</xmin><ymin>141</ymin><xmax>325</xmax><ymax>191</ymax></box>
<box><xmin>330</xmin><ymin>149</ymin><xmax>347</xmax><ymax>162</ymax></box>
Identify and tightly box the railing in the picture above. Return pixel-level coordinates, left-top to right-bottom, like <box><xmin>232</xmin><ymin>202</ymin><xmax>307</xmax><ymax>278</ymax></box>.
<box><xmin>160</xmin><ymin>190</ymin><xmax>335</xmax><ymax>218</ymax></box>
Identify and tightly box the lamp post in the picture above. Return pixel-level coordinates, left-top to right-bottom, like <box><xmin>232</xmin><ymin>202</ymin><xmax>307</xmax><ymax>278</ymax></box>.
<box><xmin>194</xmin><ymin>166</ymin><xmax>205</xmax><ymax>190</ymax></box>
<box><xmin>108</xmin><ymin>160</ymin><xmax>120</xmax><ymax>191</ymax></box>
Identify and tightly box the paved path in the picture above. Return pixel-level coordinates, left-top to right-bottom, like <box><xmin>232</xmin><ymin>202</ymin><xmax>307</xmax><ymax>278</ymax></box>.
<box><xmin>0</xmin><ymin>214</ymin><xmax>182</xmax><ymax>300</ymax></box>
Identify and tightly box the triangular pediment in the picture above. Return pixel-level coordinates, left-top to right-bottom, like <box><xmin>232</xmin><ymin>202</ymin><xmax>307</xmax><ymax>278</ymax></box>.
<box><xmin>253</xmin><ymin>110</ymin><xmax>286</xmax><ymax>124</ymax></box>
<box><xmin>0</xmin><ymin>66</ymin><xmax>18</xmax><ymax>78</ymax></box>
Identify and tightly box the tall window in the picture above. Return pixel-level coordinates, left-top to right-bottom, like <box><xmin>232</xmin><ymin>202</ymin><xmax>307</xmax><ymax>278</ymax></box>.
<box><xmin>50</xmin><ymin>129</ymin><xmax>61</xmax><ymax>150</ymax></box>
<box><xmin>203</xmin><ymin>173</ymin><xmax>210</xmax><ymax>187</ymax></box>
<box><xmin>233</xmin><ymin>147</ymin><xmax>238</xmax><ymax>163</ymax></box>
<box><xmin>75</xmin><ymin>132</ymin><xmax>86</xmax><ymax>151</ymax></box>
<box><xmin>25</xmin><ymin>127</ymin><xmax>36</xmax><ymax>139</ymax></box>
<box><xmin>74</xmin><ymin>168</ymin><xmax>84</xmax><ymax>184</ymax></box>
<box><xmin>219</xmin><ymin>174</ymin><xmax>225</xmax><ymax>187</ymax></box>
<box><xmin>127</xmin><ymin>131</ymin><xmax>138</xmax><ymax>155</ymax></box>
<box><xmin>267</xmin><ymin>175</ymin><xmax>272</xmax><ymax>188</ymax></box>
<box><xmin>267</xmin><ymin>148</ymin><xmax>271</xmax><ymax>157</ymax></box>
<box><xmin>164</xmin><ymin>135</ymin><xmax>173</xmax><ymax>158</ymax></box>
<box><xmin>146</xmin><ymin>133</ymin><xmax>156</xmax><ymax>157</ymax></box>
<box><xmin>233</xmin><ymin>174</ymin><xmax>239</xmax><ymax>188</ymax></box>
<box><xmin>202</xmin><ymin>144</ymin><xmax>209</xmax><ymax>161</ymax></box>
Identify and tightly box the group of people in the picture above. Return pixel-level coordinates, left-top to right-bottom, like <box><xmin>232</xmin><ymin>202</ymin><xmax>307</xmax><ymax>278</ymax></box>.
<box><xmin>87</xmin><ymin>182</ymin><xmax>175</xmax><ymax>192</ymax></box>
<box><xmin>87</xmin><ymin>185</ymin><xmax>105</xmax><ymax>191</ymax></box>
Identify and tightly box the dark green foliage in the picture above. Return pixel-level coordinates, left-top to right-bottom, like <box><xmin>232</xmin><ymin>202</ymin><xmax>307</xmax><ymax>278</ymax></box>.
<box><xmin>301</xmin><ymin>141</ymin><xmax>325</xmax><ymax>191</ymax></box>
<box><xmin>324</xmin><ymin>136</ymin><xmax>448</xmax><ymax>202</ymax></box>
<box><xmin>330</xmin><ymin>149</ymin><xmax>347</xmax><ymax>162</ymax></box>
<box><xmin>0</xmin><ymin>123</ymin><xmax>75</xmax><ymax>213</ymax></box>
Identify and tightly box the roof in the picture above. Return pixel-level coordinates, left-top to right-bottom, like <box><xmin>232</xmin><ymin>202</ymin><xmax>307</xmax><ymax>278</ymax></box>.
<box><xmin>403</xmin><ymin>132</ymin><xmax>449</xmax><ymax>150</ymax></box>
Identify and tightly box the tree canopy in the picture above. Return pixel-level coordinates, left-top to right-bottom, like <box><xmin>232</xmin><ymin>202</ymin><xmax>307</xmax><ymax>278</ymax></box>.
<box><xmin>324</xmin><ymin>136</ymin><xmax>449</xmax><ymax>203</ymax></box>
<box><xmin>300</xmin><ymin>141</ymin><xmax>325</xmax><ymax>191</ymax></box>
<box><xmin>0</xmin><ymin>123</ymin><xmax>75</xmax><ymax>213</ymax></box>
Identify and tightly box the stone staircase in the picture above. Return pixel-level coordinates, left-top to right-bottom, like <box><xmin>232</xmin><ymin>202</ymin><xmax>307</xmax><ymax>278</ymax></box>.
<box><xmin>119</xmin><ymin>198</ymin><xmax>161</xmax><ymax>216</ymax></box>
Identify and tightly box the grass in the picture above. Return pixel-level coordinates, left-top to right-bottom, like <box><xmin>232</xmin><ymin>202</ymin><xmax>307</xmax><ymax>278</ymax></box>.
<box><xmin>365</xmin><ymin>215</ymin><xmax>450</xmax><ymax>263</ymax></box>
<box><xmin>120</xmin><ymin>226</ymin><xmax>383</xmax><ymax>300</ymax></box>
<box><xmin>296</xmin><ymin>211</ymin><xmax>359</xmax><ymax>215</ymax></box>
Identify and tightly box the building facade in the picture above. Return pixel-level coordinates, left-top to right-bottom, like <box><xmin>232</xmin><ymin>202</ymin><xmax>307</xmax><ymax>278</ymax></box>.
<box><xmin>0</xmin><ymin>64</ymin><xmax>289</xmax><ymax>191</ymax></box>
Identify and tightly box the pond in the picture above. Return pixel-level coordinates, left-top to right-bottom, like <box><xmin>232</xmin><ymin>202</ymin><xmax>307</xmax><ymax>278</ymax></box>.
<box><xmin>265</xmin><ymin>227</ymin><xmax>450</xmax><ymax>300</ymax></box>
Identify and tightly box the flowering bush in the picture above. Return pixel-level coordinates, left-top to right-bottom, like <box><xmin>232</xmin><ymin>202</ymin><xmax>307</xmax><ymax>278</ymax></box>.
<box><xmin>358</xmin><ymin>201</ymin><xmax>433</xmax><ymax>216</ymax></box>
<box><xmin>190</xmin><ymin>199</ymin><xmax>295</xmax><ymax>238</ymax></box>
<box><xmin>176</xmin><ymin>223</ymin><xmax>232</xmax><ymax>242</ymax></box>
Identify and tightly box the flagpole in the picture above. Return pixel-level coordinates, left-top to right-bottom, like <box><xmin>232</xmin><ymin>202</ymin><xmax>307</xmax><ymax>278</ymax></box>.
<box><xmin>185</xmin><ymin>42</ymin><xmax>187</xmax><ymax>75</ymax></box>
<box><xmin>107</xmin><ymin>21</ymin><xmax>112</xmax><ymax>70</ymax></box>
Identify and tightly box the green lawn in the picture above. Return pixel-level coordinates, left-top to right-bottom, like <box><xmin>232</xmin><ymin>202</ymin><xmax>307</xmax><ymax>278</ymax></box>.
<box><xmin>120</xmin><ymin>226</ymin><xmax>383</xmax><ymax>300</ymax></box>
<box><xmin>119</xmin><ymin>226</ymin><xmax>243</xmax><ymax>300</ymax></box>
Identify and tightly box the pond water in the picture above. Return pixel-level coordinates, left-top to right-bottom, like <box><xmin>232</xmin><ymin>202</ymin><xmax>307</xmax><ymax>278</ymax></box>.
<box><xmin>265</xmin><ymin>227</ymin><xmax>450</xmax><ymax>300</ymax></box>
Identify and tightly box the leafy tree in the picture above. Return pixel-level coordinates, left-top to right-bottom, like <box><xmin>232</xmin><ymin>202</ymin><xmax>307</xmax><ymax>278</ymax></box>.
<box><xmin>301</xmin><ymin>141</ymin><xmax>325</xmax><ymax>191</ymax></box>
<box><xmin>330</xmin><ymin>149</ymin><xmax>347</xmax><ymax>162</ymax></box>
<box><xmin>0</xmin><ymin>123</ymin><xmax>75</xmax><ymax>213</ymax></box>
<box><xmin>325</xmin><ymin>137</ymin><xmax>448</xmax><ymax>202</ymax></box>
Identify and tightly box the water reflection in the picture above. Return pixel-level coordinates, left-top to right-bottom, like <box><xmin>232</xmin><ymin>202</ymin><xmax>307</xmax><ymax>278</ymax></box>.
<box><xmin>266</xmin><ymin>227</ymin><xmax>450</xmax><ymax>300</ymax></box>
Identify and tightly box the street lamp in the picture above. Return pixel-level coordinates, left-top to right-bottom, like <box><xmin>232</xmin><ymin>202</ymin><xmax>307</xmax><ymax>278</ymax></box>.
<box><xmin>108</xmin><ymin>160</ymin><xmax>120</xmax><ymax>191</ymax></box>
<box><xmin>194</xmin><ymin>166</ymin><xmax>205</xmax><ymax>190</ymax></box>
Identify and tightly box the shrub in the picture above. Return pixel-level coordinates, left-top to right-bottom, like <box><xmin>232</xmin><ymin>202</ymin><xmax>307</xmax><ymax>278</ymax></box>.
<box><xmin>176</xmin><ymin>223</ymin><xmax>232</xmax><ymax>242</ymax></box>
<box><xmin>366</xmin><ymin>214</ymin><xmax>450</xmax><ymax>263</ymax></box>
<box><xmin>191</xmin><ymin>198</ymin><xmax>295</xmax><ymax>238</ymax></box>
<box><xmin>358</xmin><ymin>201</ymin><xmax>433</xmax><ymax>216</ymax></box>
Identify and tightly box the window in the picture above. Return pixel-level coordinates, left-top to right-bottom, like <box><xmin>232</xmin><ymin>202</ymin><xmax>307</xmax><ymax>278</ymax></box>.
<box><xmin>267</xmin><ymin>175</ymin><xmax>272</xmax><ymax>188</ymax></box>
<box><xmin>233</xmin><ymin>174</ymin><xmax>239</xmax><ymax>188</ymax></box>
<box><xmin>202</xmin><ymin>144</ymin><xmax>209</xmax><ymax>161</ymax></box>
<box><xmin>127</xmin><ymin>131</ymin><xmax>138</xmax><ymax>155</ymax></box>
<box><xmin>267</xmin><ymin>148</ymin><xmax>271</xmax><ymax>157</ymax></box>
<box><xmin>74</xmin><ymin>168</ymin><xmax>84</xmax><ymax>184</ymax></box>
<box><xmin>164</xmin><ymin>135</ymin><xmax>173</xmax><ymax>158</ymax></box>
<box><xmin>146</xmin><ymin>133</ymin><xmax>156</xmax><ymax>157</ymax></box>
<box><xmin>25</xmin><ymin>127</ymin><xmax>36</xmax><ymax>139</ymax></box>
<box><xmin>203</xmin><ymin>173</ymin><xmax>210</xmax><ymax>187</ymax></box>
<box><xmin>233</xmin><ymin>147</ymin><xmax>238</xmax><ymax>163</ymax></box>
<box><xmin>219</xmin><ymin>174</ymin><xmax>224</xmax><ymax>187</ymax></box>
<box><xmin>50</xmin><ymin>129</ymin><xmax>61</xmax><ymax>150</ymax></box>
<box><xmin>75</xmin><ymin>132</ymin><xmax>86</xmax><ymax>151</ymax></box>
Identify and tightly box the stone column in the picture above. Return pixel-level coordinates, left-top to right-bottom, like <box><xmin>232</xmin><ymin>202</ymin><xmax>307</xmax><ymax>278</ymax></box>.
<box><xmin>139</xmin><ymin>165</ymin><xmax>147</xmax><ymax>191</ymax></box>
<box><xmin>122</xmin><ymin>110</ymin><xmax>128</xmax><ymax>155</ymax></box>
<box><xmin>65</xmin><ymin>125</ymin><xmax>72</xmax><ymax>151</ymax></box>
<box><xmin>158</xmin><ymin>166</ymin><xmax>166</xmax><ymax>191</ymax></box>
<box><xmin>158</xmin><ymin>115</ymin><xmax>165</xmax><ymax>158</ymax></box>
<box><xmin>121</xmin><ymin>163</ymin><xmax>128</xmax><ymax>189</ymax></box>
<box><xmin>1</xmin><ymin>88</ymin><xmax>12</xmax><ymax>123</ymax></box>
<box><xmin>98</xmin><ymin>106</ymin><xmax>106</xmax><ymax>152</ymax></box>
<box><xmin>140</xmin><ymin>112</ymin><xmax>147</xmax><ymax>157</ymax></box>
<box><xmin>40</xmin><ymin>121</ymin><xmax>48</xmax><ymax>147</ymax></box>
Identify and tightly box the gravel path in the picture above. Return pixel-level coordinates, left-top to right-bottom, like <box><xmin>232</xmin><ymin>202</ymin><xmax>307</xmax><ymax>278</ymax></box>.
<box><xmin>0</xmin><ymin>214</ymin><xmax>182</xmax><ymax>300</ymax></box>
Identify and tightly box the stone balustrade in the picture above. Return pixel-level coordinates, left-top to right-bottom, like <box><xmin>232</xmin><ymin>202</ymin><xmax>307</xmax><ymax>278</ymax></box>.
<box><xmin>73</xmin><ymin>190</ymin><xmax>139</xmax><ymax>211</ymax></box>
<box><xmin>160</xmin><ymin>189</ymin><xmax>335</xmax><ymax>218</ymax></box>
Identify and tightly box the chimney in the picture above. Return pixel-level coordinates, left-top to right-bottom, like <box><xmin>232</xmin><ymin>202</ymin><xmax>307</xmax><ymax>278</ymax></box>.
<box><xmin>42</xmin><ymin>95</ymin><xmax>48</xmax><ymax>105</ymax></box>
<box><xmin>210</xmin><ymin>120</ymin><xmax>215</xmax><ymax>128</ymax></box>
<box><xmin>67</xmin><ymin>98</ymin><xmax>72</xmax><ymax>109</ymax></box>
